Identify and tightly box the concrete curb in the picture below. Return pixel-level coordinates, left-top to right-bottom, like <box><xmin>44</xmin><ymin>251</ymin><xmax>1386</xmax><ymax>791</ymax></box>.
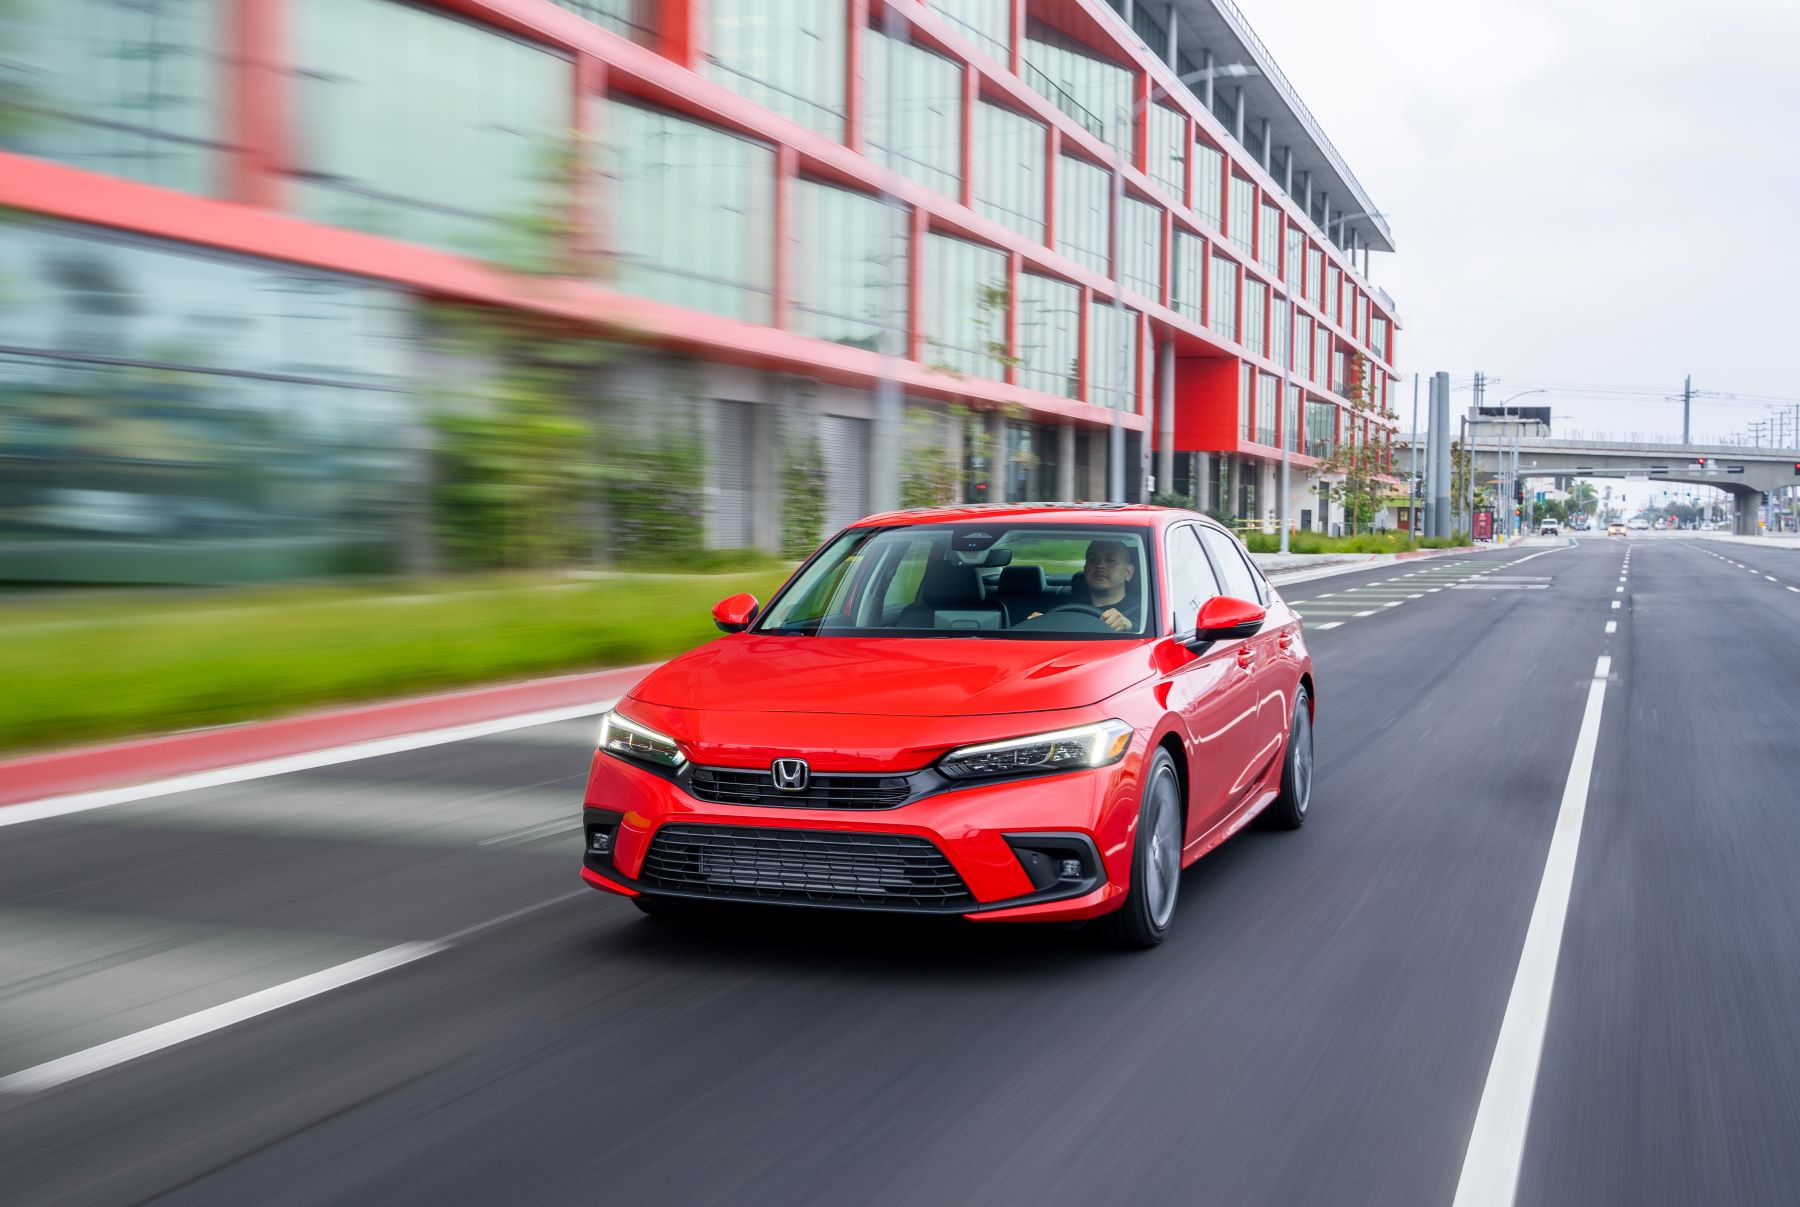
<box><xmin>1263</xmin><ymin>545</ymin><xmax>1481</xmax><ymax>587</ymax></box>
<box><xmin>0</xmin><ymin>664</ymin><xmax>653</xmax><ymax>808</ymax></box>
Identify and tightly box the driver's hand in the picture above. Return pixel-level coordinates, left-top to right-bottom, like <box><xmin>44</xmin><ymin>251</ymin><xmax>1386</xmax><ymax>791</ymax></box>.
<box><xmin>1100</xmin><ymin>608</ymin><xmax>1131</xmax><ymax>632</ymax></box>
<box><xmin>1027</xmin><ymin>611</ymin><xmax>1043</xmax><ymax>620</ymax></box>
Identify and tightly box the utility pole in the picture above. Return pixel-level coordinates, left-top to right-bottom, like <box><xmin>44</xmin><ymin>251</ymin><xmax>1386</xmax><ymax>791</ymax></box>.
<box><xmin>1750</xmin><ymin>419</ymin><xmax>1768</xmax><ymax>448</ymax></box>
<box><xmin>1409</xmin><ymin>372</ymin><xmax>1420</xmax><ymax>536</ymax></box>
<box><xmin>1682</xmin><ymin>374</ymin><xmax>1692</xmax><ymax>445</ymax></box>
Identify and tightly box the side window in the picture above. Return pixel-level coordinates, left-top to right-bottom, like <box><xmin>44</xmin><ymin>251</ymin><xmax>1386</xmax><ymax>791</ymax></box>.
<box><xmin>1165</xmin><ymin>525</ymin><xmax>1222</xmax><ymax>628</ymax></box>
<box><xmin>1198</xmin><ymin>526</ymin><xmax>1261</xmax><ymax>603</ymax></box>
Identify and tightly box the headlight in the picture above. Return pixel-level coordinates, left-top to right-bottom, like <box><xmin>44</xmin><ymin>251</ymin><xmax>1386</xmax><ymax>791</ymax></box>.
<box><xmin>598</xmin><ymin>710</ymin><xmax>687</xmax><ymax>769</ymax></box>
<box><xmin>938</xmin><ymin>719</ymin><xmax>1134</xmax><ymax>780</ymax></box>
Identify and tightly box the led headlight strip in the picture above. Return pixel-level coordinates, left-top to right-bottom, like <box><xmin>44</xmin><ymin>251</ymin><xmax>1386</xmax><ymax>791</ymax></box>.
<box><xmin>939</xmin><ymin>719</ymin><xmax>1133</xmax><ymax>780</ymax></box>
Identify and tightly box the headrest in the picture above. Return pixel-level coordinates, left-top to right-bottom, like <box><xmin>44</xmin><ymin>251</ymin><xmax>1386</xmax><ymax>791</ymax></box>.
<box><xmin>918</xmin><ymin>561</ymin><xmax>985</xmax><ymax>607</ymax></box>
<box><xmin>996</xmin><ymin>564</ymin><xmax>1047</xmax><ymax>596</ymax></box>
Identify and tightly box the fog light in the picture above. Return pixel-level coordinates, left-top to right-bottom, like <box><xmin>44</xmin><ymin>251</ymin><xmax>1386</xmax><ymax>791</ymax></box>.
<box><xmin>1058</xmin><ymin>858</ymin><xmax>1082</xmax><ymax>882</ymax></box>
<box><xmin>588</xmin><ymin>831</ymin><xmax>612</xmax><ymax>854</ymax></box>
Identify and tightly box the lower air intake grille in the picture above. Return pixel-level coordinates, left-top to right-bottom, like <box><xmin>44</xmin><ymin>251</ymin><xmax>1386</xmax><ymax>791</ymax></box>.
<box><xmin>638</xmin><ymin>824</ymin><xmax>974</xmax><ymax>910</ymax></box>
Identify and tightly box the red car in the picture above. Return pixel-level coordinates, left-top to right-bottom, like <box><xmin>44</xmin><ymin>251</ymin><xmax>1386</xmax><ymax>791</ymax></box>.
<box><xmin>580</xmin><ymin>505</ymin><xmax>1314</xmax><ymax>947</ymax></box>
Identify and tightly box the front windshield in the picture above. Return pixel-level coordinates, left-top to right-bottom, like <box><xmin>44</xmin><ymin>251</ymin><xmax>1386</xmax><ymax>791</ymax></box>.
<box><xmin>755</xmin><ymin>523</ymin><xmax>1158</xmax><ymax>639</ymax></box>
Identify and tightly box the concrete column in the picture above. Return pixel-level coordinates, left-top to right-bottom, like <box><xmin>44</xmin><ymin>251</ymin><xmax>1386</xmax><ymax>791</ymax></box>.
<box><xmin>1057</xmin><ymin>423</ymin><xmax>1077</xmax><ymax>500</ymax></box>
<box><xmin>1165</xmin><ymin>2</ymin><xmax>1178</xmax><ymax>67</ymax></box>
<box><xmin>1321</xmin><ymin>194</ymin><xmax>1332</xmax><ymax>238</ymax></box>
<box><xmin>1202</xmin><ymin>50</ymin><xmax>1214</xmax><ymax>110</ymax></box>
<box><xmin>1302</xmin><ymin>171</ymin><xmax>1312</xmax><ymax>214</ymax></box>
<box><xmin>1283</xmin><ymin>147</ymin><xmax>1293</xmax><ymax>196</ymax></box>
<box><xmin>1260</xmin><ymin>459</ymin><xmax>1277</xmax><ymax>531</ymax></box>
<box><xmin>1431</xmin><ymin>370</ymin><xmax>1452</xmax><ymax>538</ymax></box>
<box><xmin>1233</xmin><ymin>87</ymin><xmax>1246</xmax><ymax>145</ymax></box>
<box><xmin>987</xmin><ymin>411</ymin><xmax>1009</xmax><ymax>504</ymax></box>
<box><xmin>1193</xmin><ymin>450</ymin><xmax>1211</xmax><ymax>510</ymax></box>
<box><xmin>1156</xmin><ymin>336</ymin><xmax>1175</xmax><ymax>497</ymax></box>
<box><xmin>1260</xmin><ymin>120</ymin><xmax>1272</xmax><ymax>171</ymax></box>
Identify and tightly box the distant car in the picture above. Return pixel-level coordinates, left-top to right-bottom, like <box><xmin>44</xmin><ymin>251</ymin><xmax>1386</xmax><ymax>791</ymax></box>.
<box><xmin>1538</xmin><ymin>519</ymin><xmax>1561</xmax><ymax>536</ymax></box>
<box><xmin>579</xmin><ymin>505</ymin><xmax>1315</xmax><ymax>949</ymax></box>
<box><xmin>1607</xmin><ymin>522</ymin><xmax>1628</xmax><ymax>536</ymax></box>
<box><xmin>1628</xmin><ymin>517</ymin><xmax>1651</xmax><ymax>530</ymax></box>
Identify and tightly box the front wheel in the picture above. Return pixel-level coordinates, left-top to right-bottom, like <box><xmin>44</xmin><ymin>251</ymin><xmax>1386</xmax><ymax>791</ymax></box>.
<box><xmin>1096</xmin><ymin>748</ymin><xmax>1183</xmax><ymax>949</ymax></box>
<box><xmin>1263</xmin><ymin>686</ymin><xmax>1313</xmax><ymax>830</ymax></box>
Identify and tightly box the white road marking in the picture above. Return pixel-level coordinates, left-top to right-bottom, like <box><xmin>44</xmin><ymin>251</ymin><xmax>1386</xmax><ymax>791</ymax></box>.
<box><xmin>0</xmin><ymin>698</ymin><xmax>624</xmax><ymax>830</ymax></box>
<box><xmin>0</xmin><ymin>942</ymin><xmax>444</xmax><ymax>1094</ymax></box>
<box><xmin>1313</xmin><ymin>622</ymin><xmax>1343</xmax><ymax>630</ymax></box>
<box><xmin>1605</xmin><ymin>621</ymin><xmax>1617</xmax><ymax>634</ymax></box>
<box><xmin>1428</xmin><ymin>588</ymin><xmax>1442</xmax><ymax>593</ymax></box>
<box><xmin>1766</xmin><ymin>576</ymin><xmax>1778</xmax><ymax>582</ymax></box>
<box><xmin>1354</xmin><ymin>610</ymin><xmax>1377</xmax><ymax>617</ymax></box>
<box><xmin>1451</xmin><ymin>655</ymin><xmax>1613</xmax><ymax>1207</ymax></box>
<box><xmin>1615</xmin><ymin>586</ymin><xmax>1623</xmax><ymax>593</ymax></box>
<box><xmin>1383</xmin><ymin>601</ymin><xmax>1402</xmax><ymax>608</ymax></box>
<box><xmin>1408</xmin><ymin>594</ymin><xmax>1424</xmax><ymax>599</ymax></box>
<box><xmin>1611</xmin><ymin>601</ymin><xmax>1621</xmax><ymax>609</ymax></box>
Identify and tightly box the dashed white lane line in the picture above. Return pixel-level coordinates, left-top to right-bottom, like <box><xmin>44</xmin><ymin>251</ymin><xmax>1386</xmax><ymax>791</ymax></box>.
<box><xmin>1766</xmin><ymin>576</ymin><xmax>1779</xmax><ymax>582</ymax></box>
<box><xmin>1615</xmin><ymin>586</ymin><xmax>1623</xmax><ymax>593</ymax></box>
<box><xmin>1428</xmin><ymin>588</ymin><xmax>1442</xmax><ymax>593</ymax></box>
<box><xmin>1451</xmin><ymin>656</ymin><xmax>1613</xmax><ymax>1207</ymax></box>
<box><xmin>1313</xmin><ymin>622</ymin><xmax>1343</xmax><ymax>630</ymax></box>
<box><xmin>1383</xmin><ymin>602</ymin><xmax>1402</xmax><ymax>608</ymax></box>
<box><xmin>1408</xmin><ymin>594</ymin><xmax>1424</xmax><ymax>599</ymax></box>
<box><xmin>0</xmin><ymin>943</ymin><xmax>444</xmax><ymax>1094</ymax></box>
<box><xmin>1605</xmin><ymin>620</ymin><xmax>1617</xmax><ymax>634</ymax></box>
<box><xmin>1354</xmin><ymin>610</ymin><xmax>1377</xmax><ymax>617</ymax></box>
<box><xmin>1789</xmin><ymin>586</ymin><xmax>1800</xmax><ymax>594</ymax></box>
<box><xmin>1611</xmin><ymin>601</ymin><xmax>1621</xmax><ymax>610</ymax></box>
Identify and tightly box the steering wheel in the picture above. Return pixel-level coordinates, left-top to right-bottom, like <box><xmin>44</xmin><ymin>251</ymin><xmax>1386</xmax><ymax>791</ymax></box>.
<box><xmin>1048</xmin><ymin>603</ymin><xmax>1105</xmax><ymax>618</ymax></box>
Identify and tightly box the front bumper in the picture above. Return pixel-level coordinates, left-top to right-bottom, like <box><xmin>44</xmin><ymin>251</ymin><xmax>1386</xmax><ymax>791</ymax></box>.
<box><xmin>579</xmin><ymin>750</ymin><xmax>1143</xmax><ymax>923</ymax></box>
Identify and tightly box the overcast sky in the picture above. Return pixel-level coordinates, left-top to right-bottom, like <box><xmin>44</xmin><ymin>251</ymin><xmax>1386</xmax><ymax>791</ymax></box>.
<box><xmin>1239</xmin><ymin>0</ymin><xmax>1800</xmax><ymax>454</ymax></box>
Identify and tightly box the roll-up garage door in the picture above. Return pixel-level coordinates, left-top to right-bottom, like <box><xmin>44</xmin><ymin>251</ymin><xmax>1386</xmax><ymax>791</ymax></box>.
<box><xmin>820</xmin><ymin>414</ymin><xmax>870</xmax><ymax>533</ymax></box>
<box><xmin>710</xmin><ymin>400</ymin><xmax>755</xmax><ymax>549</ymax></box>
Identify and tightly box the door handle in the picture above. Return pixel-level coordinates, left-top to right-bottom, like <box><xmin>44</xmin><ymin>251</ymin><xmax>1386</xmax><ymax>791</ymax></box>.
<box><xmin>1235</xmin><ymin>645</ymin><xmax>1254</xmax><ymax>669</ymax></box>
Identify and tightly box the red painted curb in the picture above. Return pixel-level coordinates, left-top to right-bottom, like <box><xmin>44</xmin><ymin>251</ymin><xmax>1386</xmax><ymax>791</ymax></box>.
<box><xmin>0</xmin><ymin>664</ymin><xmax>654</xmax><ymax>808</ymax></box>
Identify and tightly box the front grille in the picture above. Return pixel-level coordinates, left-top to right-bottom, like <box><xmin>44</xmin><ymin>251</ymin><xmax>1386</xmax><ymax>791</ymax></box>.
<box><xmin>689</xmin><ymin>766</ymin><xmax>913</xmax><ymax>810</ymax></box>
<box><xmin>638</xmin><ymin>824</ymin><xmax>974</xmax><ymax>910</ymax></box>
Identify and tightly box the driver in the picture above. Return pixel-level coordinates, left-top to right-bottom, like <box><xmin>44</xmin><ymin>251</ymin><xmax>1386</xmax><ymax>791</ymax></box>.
<box><xmin>1030</xmin><ymin>539</ymin><xmax>1139</xmax><ymax>632</ymax></box>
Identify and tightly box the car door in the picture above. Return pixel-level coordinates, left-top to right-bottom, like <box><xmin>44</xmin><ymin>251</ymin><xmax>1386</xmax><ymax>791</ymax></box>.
<box><xmin>1162</xmin><ymin>524</ymin><xmax>1265</xmax><ymax>844</ymax></box>
<box><xmin>1195</xmin><ymin>524</ymin><xmax>1289</xmax><ymax>797</ymax></box>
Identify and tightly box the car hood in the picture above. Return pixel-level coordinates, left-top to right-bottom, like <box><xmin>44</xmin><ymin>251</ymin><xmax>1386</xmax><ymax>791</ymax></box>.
<box><xmin>630</xmin><ymin>635</ymin><xmax>1156</xmax><ymax>717</ymax></box>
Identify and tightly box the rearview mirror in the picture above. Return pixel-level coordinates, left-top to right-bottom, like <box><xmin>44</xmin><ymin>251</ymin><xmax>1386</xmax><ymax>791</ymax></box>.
<box><xmin>1192</xmin><ymin>595</ymin><xmax>1266</xmax><ymax>644</ymax></box>
<box><xmin>712</xmin><ymin>593</ymin><xmax>759</xmax><ymax>633</ymax></box>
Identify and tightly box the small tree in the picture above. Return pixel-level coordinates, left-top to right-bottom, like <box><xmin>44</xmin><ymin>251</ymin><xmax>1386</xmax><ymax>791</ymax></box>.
<box><xmin>899</xmin><ymin>408</ymin><xmax>962</xmax><ymax>509</ymax></box>
<box><xmin>1319</xmin><ymin>353</ymin><xmax>1386</xmax><ymax>534</ymax></box>
<box><xmin>782</xmin><ymin>427</ymin><xmax>827</xmax><ymax>557</ymax></box>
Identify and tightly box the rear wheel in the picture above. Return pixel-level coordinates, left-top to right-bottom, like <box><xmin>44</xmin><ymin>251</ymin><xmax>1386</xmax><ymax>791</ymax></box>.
<box><xmin>1097</xmin><ymin>748</ymin><xmax>1183</xmax><ymax>949</ymax></box>
<box><xmin>1263</xmin><ymin>686</ymin><xmax>1313</xmax><ymax>830</ymax></box>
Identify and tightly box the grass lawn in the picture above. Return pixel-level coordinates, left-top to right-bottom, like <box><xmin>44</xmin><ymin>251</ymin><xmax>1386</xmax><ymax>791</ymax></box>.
<box><xmin>0</xmin><ymin>567</ymin><xmax>792</xmax><ymax>755</ymax></box>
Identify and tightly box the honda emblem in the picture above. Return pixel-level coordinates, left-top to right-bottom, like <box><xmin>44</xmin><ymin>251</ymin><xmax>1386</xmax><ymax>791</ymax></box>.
<box><xmin>771</xmin><ymin>758</ymin><xmax>810</xmax><ymax>792</ymax></box>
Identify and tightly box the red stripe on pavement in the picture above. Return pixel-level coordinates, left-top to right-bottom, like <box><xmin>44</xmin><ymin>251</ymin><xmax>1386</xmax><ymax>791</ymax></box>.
<box><xmin>0</xmin><ymin>665</ymin><xmax>653</xmax><ymax>807</ymax></box>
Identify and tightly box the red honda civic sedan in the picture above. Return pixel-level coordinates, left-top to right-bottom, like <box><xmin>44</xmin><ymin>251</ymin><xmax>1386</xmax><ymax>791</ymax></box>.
<box><xmin>579</xmin><ymin>504</ymin><xmax>1314</xmax><ymax>947</ymax></box>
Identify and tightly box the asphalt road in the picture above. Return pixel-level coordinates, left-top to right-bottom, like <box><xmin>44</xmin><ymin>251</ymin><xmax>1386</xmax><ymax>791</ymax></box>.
<box><xmin>3</xmin><ymin>533</ymin><xmax>1798</xmax><ymax>1206</ymax></box>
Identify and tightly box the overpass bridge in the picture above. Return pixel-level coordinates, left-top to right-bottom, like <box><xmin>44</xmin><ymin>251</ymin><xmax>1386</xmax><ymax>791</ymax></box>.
<box><xmin>1470</xmin><ymin>438</ymin><xmax>1798</xmax><ymax>534</ymax></box>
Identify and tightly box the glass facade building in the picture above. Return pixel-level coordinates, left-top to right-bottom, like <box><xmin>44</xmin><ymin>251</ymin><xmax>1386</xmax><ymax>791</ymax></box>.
<box><xmin>974</xmin><ymin>102</ymin><xmax>1047</xmax><ymax>243</ymax></box>
<box><xmin>863</xmin><ymin>27</ymin><xmax>963</xmax><ymax>199</ymax></box>
<box><xmin>1054</xmin><ymin>154</ymin><xmax>1111</xmax><ymax>276</ymax></box>
<box><xmin>1120</xmin><ymin>196</ymin><xmax>1163</xmax><ymax>300</ymax></box>
<box><xmin>1017</xmin><ymin>273</ymin><xmax>1081</xmax><ymax>399</ymax></box>
<box><xmin>708</xmin><ymin>0</ymin><xmax>847</xmax><ymax>139</ymax></box>
<box><xmin>923</xmin><ymin>233</ymin><xmax>1008</xmax><ymax>380</ymax></box>
<box><xmin>790</xmin><ymin>180</ymin><xmax>908</xmax><ymax>353</ymax></box>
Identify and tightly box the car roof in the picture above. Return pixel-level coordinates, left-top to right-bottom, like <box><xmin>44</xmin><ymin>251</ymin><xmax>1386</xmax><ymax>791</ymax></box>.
<box><xmin>851</xmin><ymin>503</ymin><xmax>1193</xmax><ymax>529</ymax></box>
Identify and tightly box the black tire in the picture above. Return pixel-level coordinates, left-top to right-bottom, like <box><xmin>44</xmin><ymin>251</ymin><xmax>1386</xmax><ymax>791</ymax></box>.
<box><xmin>1096</xmin><ymin>748</ymin><xmax>1184</xmax><ymax>950</ymax></box>
<box><xmin>1264</xmin><ymin>686</ymin><xmax>1313</xmax><ymax>830</ymax></box>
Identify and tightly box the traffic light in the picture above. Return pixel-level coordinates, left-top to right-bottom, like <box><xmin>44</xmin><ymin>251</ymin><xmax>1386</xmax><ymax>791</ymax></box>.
<box><xmin>1793</xmin><ymin>461</ymin><xmax>1799</xmax><ymax>476</ymax></box>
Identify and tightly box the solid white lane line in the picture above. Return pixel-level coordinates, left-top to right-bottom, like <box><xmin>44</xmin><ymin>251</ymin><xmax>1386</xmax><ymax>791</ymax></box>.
<box><xmin>0</xmin><ymin>942</ymin><xmax>444</xmax><ymax>1094</ymax></box>
<box><xmin>0</xmin><ymin>698</ymin><xmax>623</xmax><ymax>830</ymax></box>
<box><xmin>1605</xmin><ymin>621</ymin><xmax>1617</xmax><ymax>634</ymax></box>
<box><xmin>1451</xmin><ymin>656</ymin><xmax>1613</xmax><ymax>1207</ymax></box>
<box><xmin>1313</xmin><ymin>622</ymin><xmax>1343</xmax><ymax>630</ymax></box>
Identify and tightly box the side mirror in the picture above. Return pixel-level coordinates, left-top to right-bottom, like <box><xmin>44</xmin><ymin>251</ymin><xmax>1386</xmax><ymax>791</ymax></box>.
<box><xmin>712</xmin><ymin>593</ymin><xmax>760</xmax><ymax>633</ymax></box>
<box><xmin>1191</xmin><ymin>595</ymin><xmax>1266</xmax><ymax>644</ymax></box>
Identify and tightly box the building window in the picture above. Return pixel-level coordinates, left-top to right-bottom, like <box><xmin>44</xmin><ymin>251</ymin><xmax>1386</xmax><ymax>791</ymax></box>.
<box><xmin>1120</xmin><ymin>196</ymin><xmax>1162</xmax><ymax>300</ymax></box>
<box><xmin>1055</xmin><ymin>154</ymin><xmax>1110</xmax><ymax>276</ymax></box>
<box><xmin>1017</xmin><ymin>272</ymin><xmax>1081</xmax><ymax>398</ymax></box>
<box><xmin>1227</xmin><ymin>177</ymin><xmax>1255</xmax><ymax>255</ymax></box>
<box><xmin>1284</xmin><ymin>228</ymin><xmax>1303</xmax><ymax>294</ymax></box>
<box><xmin>1370</xmin><ymin>315</ymin><xmax>1390</xmax><ymax>362</ymax></box>
<box><xmin>1293</xmin><ymin>313</ymin><xmax>1312</xmax><ymax>376</ymax></box>
<box><xmin>1193</xmin><ymin>142</ymin><xmax>1224</xmax><ymax>229</ymax></box>
<box><xmin>1305</xmin><ymin>399</ymin><xmax>1336</xmax><ymax>458</ymax></box>
<box><xmin>1238</xmin><ymin>362</ymin><xmax>1252</xmax><ymax>441</ymax></box>
<box><xmin>1257</xmin><ymin>203</ymin><xmax>1281</xmax><ymax>272</ymax></box>
<box><xmin>1208</xmin><ymin>255</ymin><xmax>1237</xmax><ymax>342</ymax></box>
<box><xmin>1307</xmin><ymin>246</ymin><xmax>1323</xmax><ymax>309</ymax></box>
<box><xmin>1332</xmin><ymin>348</ymin><xmax>1348</xmax><ymax>396</ymax></box>
<box><xmin>1314</xmin><ymin>327</ymin><xmax>1330</xmax><ymax>387</ymax></box>
<box><xmin>707</xmin><ymin>0</ymin><xmax>846</xmax><ymax>140</ymax></box>
<box><xmin>551</xmin><ymin>0</ymin><xmax>652</xmax><ymax>42</ymax></box>
<box><xmin>1087</xmin><ymin>301</ymin><xmax>1138</xmax><ymax>411</ymax></box>
<box><xmin>1243</xmin><ymin>279</ymin><xmax>1266</xmax><ymax>358</ymax></box>
<box><xmin>791</xmin><ymin>180</ymin><xmax>908</xmax><ymax>353</ymax></box>
<box><xmin>0</xmin><ymin>0</ymin><xmax>224</xmax><ymax>195</ymax></box>
<box><xmin>1023</xmin><ymin>25</ymin><xmax>1132</xmax><ymax>156</ymax></box>
<box><xmin>924</xmin><ymin>232</ymin><xmax>1008</xmax><ymax>379</ymax></box>
<box><xmin>1271</xmin><ymin>299</ymin><xmax>1289</xmax><ymax>370</ymax></box>
<box><xmin>974</xmin><ymin>102</ymin><xmax>1046</xmax><ymax>243</ymax></box>
<box><xmin>1147</xmin><ymin>104</ymin><xmax>1185</xmax><ymax>199</ymax></box>
<box><xmin>0</xmin><ymin>220</ymin><xmax>416</xmax><ymax>580</ymax></box>
<box><xmin>1327</xmin><ymin>265</ymin><xmax>1341</xmax><ymax>323</ymax></box>
<box><xmin>292</xmin><ymin>0</ymin><xmax>573</xmax><ymax>256</ymax></box>
<box><xmin>864</xmin><ymin>26</ymin><xmax>963</xmax><ymax>199</ymax></box>
<box><xmin>932</xmin><ymin>0</ymin><xmax>1009</xmax><ymax>64</ymax></box>
<box><xmin>1284</xmin><ymin>383</ymin><xmax>1301</xmax><ymax>453</ymax></box>
<box><xmin>605</xmin><ymin>99</ymin><xmax>775</xmax><ymax>322</ymax></box>
<box><xmin>1256</xmin><ymin>373</ymin><xmax>1278</xmax><ymax>447</ymax></box>
<box><xmin>1171</xmin><ymin>230</ymin><xmax>1204</xmax><ymax>325</ymax></box>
